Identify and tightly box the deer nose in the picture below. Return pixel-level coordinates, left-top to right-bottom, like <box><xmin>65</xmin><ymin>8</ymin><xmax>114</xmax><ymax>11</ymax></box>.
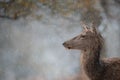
<box><xmin>63</xmin><ymin>42</ymin><xmax>66</xmax><ymax>46</ymax></box>
<box><xmin>63</xmin><ymin>42</ymin><xmax>68</xmax><ymax>46</ymax></box>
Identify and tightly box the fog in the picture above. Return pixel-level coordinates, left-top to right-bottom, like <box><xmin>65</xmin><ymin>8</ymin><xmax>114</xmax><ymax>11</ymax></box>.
<box><xmin>0</xmin><ymin>7</ymin><xmax>82</xmax><ymax>80</ymax></box>
<box><xmin>0</xmin><ymin>0</ymin><xmax>120</xmax><ymax>80</ymax></box>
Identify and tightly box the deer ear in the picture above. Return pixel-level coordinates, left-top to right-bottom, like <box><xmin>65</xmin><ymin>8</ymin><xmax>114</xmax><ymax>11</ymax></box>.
<box><xmin>90</xmin><ymin>22</ymin><xmax>97</xmax><ymax>33</ymax></box>
<box><xmin>90</xmin><ymin>26</ymin><xmax>97</xmax><ymax>33</ymax></box>
<box><xmin>80</xmin><ymin>22</ymin><xmax>89</xmax><ymax>31</ymax></box>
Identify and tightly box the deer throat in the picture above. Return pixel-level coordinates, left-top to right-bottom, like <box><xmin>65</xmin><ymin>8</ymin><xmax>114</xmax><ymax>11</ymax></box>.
<box><xmin>80</xmin><ymin>50</ymin><xmax>103</xmax><ymax>80</ymax></box>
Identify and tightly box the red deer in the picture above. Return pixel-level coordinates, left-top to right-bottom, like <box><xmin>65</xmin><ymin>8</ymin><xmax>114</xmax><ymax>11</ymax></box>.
<box><xmin>63</xmin><ymin>23</ymin><xmax>120</xmax><ymax>80</ymax></box>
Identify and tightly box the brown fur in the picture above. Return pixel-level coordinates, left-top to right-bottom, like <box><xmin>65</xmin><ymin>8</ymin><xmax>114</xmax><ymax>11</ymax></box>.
<box><xmin>63</xmin><ymin>24</ymin><xmax>120</xmax><ymax>80</ymax></box>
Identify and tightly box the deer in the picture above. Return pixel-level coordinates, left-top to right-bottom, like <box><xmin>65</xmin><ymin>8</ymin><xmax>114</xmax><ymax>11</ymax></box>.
<box><xmin>63</xmin><ymin>22</ymin><xmax>120</xmax><ymax>80</ymax></box>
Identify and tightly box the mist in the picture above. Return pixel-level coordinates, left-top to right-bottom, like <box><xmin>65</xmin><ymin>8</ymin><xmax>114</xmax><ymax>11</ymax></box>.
<box><xmin>0</xmin><ymin>0</ymin><xmax>120</xmax><ymax>80</ymax></box>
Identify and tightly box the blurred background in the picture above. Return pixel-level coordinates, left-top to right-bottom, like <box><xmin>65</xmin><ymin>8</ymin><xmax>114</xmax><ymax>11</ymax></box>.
<box><xmin>0</xmin><ymin>0</ymin><xmax>120</xmax><ymax>80</ymax></box>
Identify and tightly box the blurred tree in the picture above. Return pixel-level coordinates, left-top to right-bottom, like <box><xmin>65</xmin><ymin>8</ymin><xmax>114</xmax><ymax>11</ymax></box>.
<box><xmin>0</xmin><ymin>0</ymin><xmax>37</xmax><ymax>19</ymax></box>
<box><xmin>0</xmin><ymin>0</ymin><xmax>102</xmax><ymax>25</ymax></box>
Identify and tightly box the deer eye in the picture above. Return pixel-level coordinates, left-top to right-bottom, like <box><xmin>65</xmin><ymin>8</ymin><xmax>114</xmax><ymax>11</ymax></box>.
<box><xmin>81</xmin><ymin>35</ymin><xmax>86</xmax><ymax>39</ymax></box>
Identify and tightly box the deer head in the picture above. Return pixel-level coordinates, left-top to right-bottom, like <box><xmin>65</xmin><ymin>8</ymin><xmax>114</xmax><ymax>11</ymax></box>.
<box><xmin>63</xmin><ymin>23</ymin><xmax>103</xmax><ymax>51</ymax></box>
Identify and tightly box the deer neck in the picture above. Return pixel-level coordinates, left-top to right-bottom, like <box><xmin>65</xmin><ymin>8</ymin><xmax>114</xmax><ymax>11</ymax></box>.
<box><xmin>80</xmin><ymin>49</ymin><xmax>103</xmax><ymax>79</ymax></box>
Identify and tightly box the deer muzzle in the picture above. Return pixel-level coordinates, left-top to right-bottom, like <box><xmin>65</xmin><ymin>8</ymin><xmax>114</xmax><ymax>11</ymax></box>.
<box><xmin>63</xmin><ymin>42</ymin><xmax>72</xmax><ymax>49</ymax></box>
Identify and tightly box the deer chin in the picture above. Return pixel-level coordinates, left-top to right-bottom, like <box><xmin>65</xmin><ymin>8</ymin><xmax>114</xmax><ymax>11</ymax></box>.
<box><xmin>65</xmin><ymin>46</ymin><xmax>81</xmax><ymax>50</ymax></box>
<box><xmin>63</xmin><ymin>45</ymin><xmax>72</xmax><ymax>49</ymax></box>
